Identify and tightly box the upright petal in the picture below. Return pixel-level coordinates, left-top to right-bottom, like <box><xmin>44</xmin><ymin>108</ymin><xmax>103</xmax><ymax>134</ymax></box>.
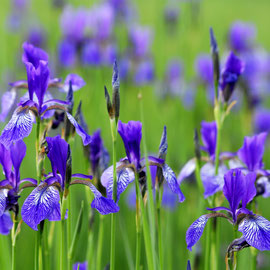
<box><xmin>162</xmin><ymin>164</ymin><xmax>185</xmax><ymax>203</ymax></box>
<box><xmin>239</xmin><ymin>215</ymin><xmax>270</xmax><ymax>251</ymax></box>
<box><xmin>118</xmin><ymin>120</ymin><xmax>142</xmax><ymax>170</ymax></box>
<box><xmin>0</xmin><ymin>143</ymin><xmax>12</xmax><ymax>179</ymax></box>
<box><xmin>22</xmin><ymin>42</ymin><xmax>49</xmax><ymax>68</ymax></box>
<box><xmin>0</xmin><ymin>107</ymin><xmax>33</xmax><ymax>148</ymax></box>
<box><xmin>242</xmin><ymin>172</ymin><xmax>256</xmax><ymax>208</ymax></box>
<box><xmin>21</xmin><ymin>183</ymin><xmax>60</xmax><ymax>230</ymax></box>
<box><xmin>89</xmin><ymin>184</ymin><xmax>119</xmax><ymax>215</ymax></box>
<box><xmin>0</xmin><ymin>212</ymin><xmax>13</xmax><ymax>235</ymax></box>
<box><xmin>35</xmin><ymin>60</ymin><xmax>50</xmax><ymax>108</ymax></box>
<box><xmin>237</xmin><ymin>132</ymin><xmax>267</xmax><ymax>171</ymax></box>
<box><xmin>46</xmin><ymin>136</ymin><xmax>68</xmax><ymax>187</ymax></box>
<box><xmin>10</xmin><ymin>140</ymin><xmax>26</xmax><ymax>186</ymax></box>
<box><xmin>186</xmin><ymin>215</ymin><xmax>210</xmax><ymax>251</ymax></box>
<box><xmin>200</xmin><ymin>121</ymin><xmax>217</xmax><ymax>158</ymax></box>
<box><xmin>223</xmin><ymin>169</ymin><xmax>245</xmax><ymax>222</ymax></box>
<box><xmin>66</xmin><ymin>112</ymin><xmax>91</xmax><ymax>146</ymax></box>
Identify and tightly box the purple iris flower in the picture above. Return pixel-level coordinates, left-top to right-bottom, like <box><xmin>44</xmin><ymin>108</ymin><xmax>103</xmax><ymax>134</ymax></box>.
<box><xmin>58</xmin><ymin>39</ymin><xmax>77</xmax><ymax>68</ymax></box>
<box><xmin>178</xmin><ymin>121</ymin><xmax>235</xmax><ymax>198</ymax></box>
<box><xmin>229</xmin><ymin>21</ymin><xmax>256</xmax><ymax>52</ymax></box>
<box><xmin>237</xmin><ymin>132</ymin><xmax>267</xmax><ymax>173</ymax></box>
<box><xmin>0</xmin><ymin>140</ymin><xmax>35</xmax><ymax>234</ymax></box>
<box><xmin>220</xmin><ymin>51</ymin><xmax>244</xmax><ymax>102</ymax></box>
<box><xmin>0</xmin><ymin>43</ymin><xmax>91</xmax><ymax>148</ymax></box>
<box><xmin>21</xmin><ymin>136</ymin><xmax>118</xmax><ymax>230</ymax></box>
<box><xmin>195</xmin><ymin>54</ymin><xmax>213</xmax><ymax>86</ymax></box>
<box><xmin>254</xmin><ymin>109</ymin><xmax>270</xmax><ymax>133</ymax></box>
<box><xmin>60</xmin><ymin>6</ymin><xmax>87</xmax><ymax>43</ymax></box>
<box><xmin>186</xmin><ymin>169</ymin><xmax>270</xmax><ymax>251</ymax></box>
<box><xmin>134</xmin><ymin>60</ymin><xmax>155</xmax><ymax>85</ymax></box>
<box><xmin>129</xmin><ymin>26</ymin><xmax>153</xmax><ymax>58</ymax></box>
<box><xmin>101</xmin><ymin>121</ymin><xmax>184</xmax><ymax>208</ymax></box>
<box><xmin>81</xmin><ymin>41</ymin><xmax>101</xmax><ymax>66</ymax></box>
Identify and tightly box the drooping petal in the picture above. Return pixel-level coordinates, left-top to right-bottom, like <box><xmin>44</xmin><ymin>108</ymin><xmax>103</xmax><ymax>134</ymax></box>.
<box><xmin>46</xmin><ymin>136</ymin><xmax>68</xmax><ymax>188</ymax></box>
<box><xmin>0</xmin><ymin>89</ymin><xmax>17</xmax><ymax>122</ymax></box>
<box><xmin>10</xmin><ymin>140</ymin><xmax>26</xmax><ymax>185</ymax></box>
<box><xmin>106</xmin><ymin>167</ymin><xmax>135</xmax><ymax>202</ymax></box>
<box><xmin>223</xmin><ymin>169</ymin><xmax>245</xmax><ymax>222</ymax></box>
<box><xmin>201</xmin><ymin>162</ymin><xmax>228</xmax><ymax>198</ymax></box>
<box><xmin>0</xmin><ymin>212</ymin><xmax>13</xmax><ymax>235</ymax></box>
<box><xmin>89</xmin><ymin>184</ymin><xmax>119</xmax><ymax>215</ymax></box>
<box><xmin>200</xmin><ymin>121</ymin><xmax>217</xmax><ymax>158</ymax></box>
<box><xmin>257</xmin><ymin>176</ymin><xmax>270</xmax><ymax>198</ymax></box>
<box><xmin>177</xmin><ymin>158</ymin><xmax>196</xmax><ymax>184</ymax></box>
<box><xmin>66</xmin><ymin>112</ymin><xmax>91</xmax><ymax>146</ymax></box>
<box><xmin>238</xmin><ymin>132</ymin><xmax>267</xmax><ymax>172</ymax></box>
<box><xmin>47</xmin><ymin>203</ymin><xmax>61</xmax><ymax>221</ymax></box>
<box><xmin>162</xmin><ymin>164</ymin><xmax>185</xmax><ymax>203</ymax></box>
<box><xmin>186</xmin><ymin>215</ymin><xmax>210</xmax><ymax>251</ymax></box>
<box><xmin>21</xmin><ymin>183</ymin><xmax>60</xmax><ymax>230</ymax></box>
<box><xmin>0</xmin><ymin>107</ymin><xmax>33</xmax><ymax>148</ymax></box>
<box><xmin>242</xmin><ymin>172</ymin><xmax>256</xmax><ymax>208</ymax></box>
<box><xmin>162</xmin><ymin>182</ymin><xmax>178</xmax><ymax>209</ymax></box>
<box><xmin>239</xmin><ymin>215</ymin><xmax>270</xmax><ymax>251</ymax></box>
<box><xmin>118</xmin><ymin>120</ymin><xmax>142</xmax><ymax>170</ymax></box>
<box><xmin>0</xmin><ymin>189</ymin><xmax>7</xmax><ymax>216</ymax></box>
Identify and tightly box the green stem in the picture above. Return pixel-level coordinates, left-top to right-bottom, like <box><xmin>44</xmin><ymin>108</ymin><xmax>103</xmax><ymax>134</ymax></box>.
<box><xmin>96</xmin><ymin>215</ymin><xmax>104</xmax><ymax>270</ymax></box>
<box><xmin>11</xmin><ymin>215</ymin><xmax>18</xmax><ymax>270</ymax></box>
<box><xmin>135</xmin><ymin>172</ymin><xmax>154</xmax><ymax>270</ymax></box>
<box><xmin>35</xmin><ymin>227</ymin><xmax>41</xmax><ymax>270</ymax></box>
<box><xmin>60</xmin><ymin>220</ymin><xmax>65</xmax><ymax>270</ymax></box>
<box><xmin>214</xmin><ymin>125</ymin><xmax>222</xmax><ymax>175</ymax></box>
<box><xmin>67</xmin><ymin>195</ymin><xmax>71</xmax><ymax>270</ymax></box>
<box><xmin>156</xmin><ymin>187</ymin><xmax>163</xmax><ymax>270</ymax></box>
<box><xmin>204</xmin><ymin>220</ymin><xmax>211</xmax><ymax>270</ymax></box>
<box><xmin>110</xmin><ymin>118</ymin><xmax>117</xmax><ymax>270</ymax></box>
<box><xmin>135</xmin><ymin>173</ymin><xmax>142</xmax><ymax>270</ymax></box>
<box><xmin>138</xmin><ymin>93</ymin><xmax>156</xmax><ymax>269</ymax></box>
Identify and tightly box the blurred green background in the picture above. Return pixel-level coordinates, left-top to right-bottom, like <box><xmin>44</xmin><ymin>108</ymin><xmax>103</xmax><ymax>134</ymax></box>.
<box><xmin>1</xmin><ymin>0</ymin><xmax>270</xmax><ymax>269</ymax></box>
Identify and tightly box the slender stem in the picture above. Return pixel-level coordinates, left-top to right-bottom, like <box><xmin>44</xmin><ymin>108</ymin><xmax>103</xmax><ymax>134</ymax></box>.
<box><xmin>156</xmin><ymin>187</ymin><xmax>163</xmax><ymax>270</ymax></box>
<box><xmin>135</xmin><ymin>173</ymin><xmax>142</xmax><ymax>270</ymax></box>
<box><xmin>135</xmin><ymin>172</ymin><xmax>154</xmax><ymax>270</ymax></box>
<box><xmin>138</xmin><ymin>93</ymin><xmax>156</xmax><ymax>269</ymax></box>
<box><xmin>204</xmin><ymin>219</ymin><xmax>211</xmax><ymax>270</ymax></box>
<box><xmin>35</xmin><ymin>117</ymin><xmax>41</xmax><ymax>270</ymax></box>
<box><xmin>96</xmin><ymin>215</ymin><xmax>104</xmax><ymax>270</ymax></box>
<box><xmin>60</xmin><ymin>220</ymin><xmax>65</xmax><ymax>270</ymax></box>
<box><xmin>110</xmin><ymin>119</ymin><xmax>117</xmax><ymax>270</ymax></box>
<box><xmin>67</xmin><ymin>195</ymin><xmax>71</xmax><ymax>270</ymax></box>
<box><xmin>214</xmin><ymin>126</ymin><xmax>222</xmax><ymax>175</ymax></box>
<box><xmin>11</xmin><ymin>214</ymin><xmax>18</xmax><ymax>270</ymax></box>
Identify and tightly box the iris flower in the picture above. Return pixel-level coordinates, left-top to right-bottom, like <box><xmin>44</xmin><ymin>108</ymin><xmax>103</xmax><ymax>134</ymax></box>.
<box><xmin>21</xmin><ymin>135</ymin><xmax>118</xmax><ymax>230</ymax></box>
<box><xmin>186</xmin><ymin>169</ymin><xmax>270</xmax><ymax>251</ymax></box>
<box><xmin>0</xmin><ymin>140</ymin><xmax>35</xmax><ymax>234</ymax></box>
<box><xmin>0</xmin><ymin>42</ymin><xmax>90</xmax><ymax>148</ymax></box>
<box><xmin>100</xmin><ymin>121</ymin><xmax>184</xmax><ymax>209</ymax></box>
<box><xmin>178</xmin><ymin>121</ymin><xmax>234</xmax><ymax>198</ymax></box>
